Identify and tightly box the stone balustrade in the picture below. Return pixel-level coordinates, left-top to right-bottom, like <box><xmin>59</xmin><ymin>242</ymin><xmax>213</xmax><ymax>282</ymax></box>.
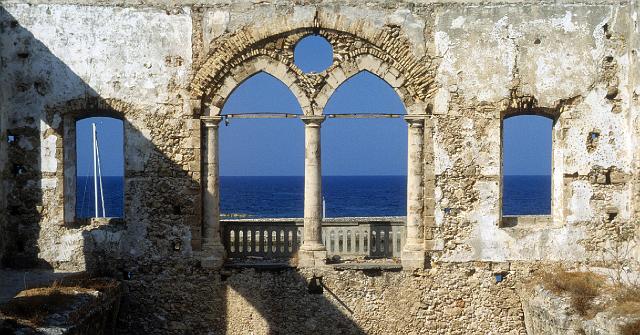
<box><xmin>222</xmin><ymin>217</ymin><xmax>406</xmax><ymax>260</ymax></box>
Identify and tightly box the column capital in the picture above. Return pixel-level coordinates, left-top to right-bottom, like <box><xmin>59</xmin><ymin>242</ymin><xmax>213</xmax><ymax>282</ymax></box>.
<box><xmin>201</xmin><ymin>116</ymin><xmax>223</xmax><ymax>128</ymax></box>
<box><xmin>300</xmin><ymin>115</ymin><xmax>326</xmax><ymax>127</ymax></box>
<box><xmin>404</xmin><ymin>114</ymin><xmax>428</xmax><ymax>127</ymax></box>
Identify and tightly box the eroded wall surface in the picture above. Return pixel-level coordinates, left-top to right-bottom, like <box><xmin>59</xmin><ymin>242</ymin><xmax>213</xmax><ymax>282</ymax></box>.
<box><xmin>117</xmin><ymin>262</ymin><xmax>528</xmax><ymax>335</ymax></box>
<box><xmin>432</xmin><ymin>3</ymin><xmax>636</xmax><ymax>262</ymax></box>
<box><xmin>0</xmin><ymin>40</ymin><xmax>6</xmax><ymax>264</ymax></box>
<box><xmin>0</xmin><ymin>0</ymin><xmax>638</xmax><ymax>333</ymax></box>
<box><xmin>0</xmin><ymin>4</ymin><xmax>197</xmax><ymax>269</ymax></box>
<box><xmin>631</xmin><ymin>0</ymin><xmax>640</xmax><ymax>262</ymax></box>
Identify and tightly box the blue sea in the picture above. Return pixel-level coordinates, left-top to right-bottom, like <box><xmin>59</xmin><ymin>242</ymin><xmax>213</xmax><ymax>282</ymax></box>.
<box><xmin>76</xmin><ymin>175</ymin><xmax>551</xmax><ymax>218</ymax></box>
<box><xmin>502</xmin><ymin>175</ymin><xmax>551</xmax><ymax>215</ymax></box>
<box><xmin>76</xmin><ymin>176</ymin><xmax>124</xmax><ymax>218</ymax></box>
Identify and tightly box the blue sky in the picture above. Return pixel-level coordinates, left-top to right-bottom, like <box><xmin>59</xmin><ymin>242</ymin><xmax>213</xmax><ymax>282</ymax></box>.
<box><xmin>77</xmin><ymin>117</ymin><xmax>123</xmax><ymax>177</ymax></box>
<box><xmin>503</xmin><ymin>116</ymin><xmax>552</xmax><ymax>175</ymax></box>
<box><xmin>77</xmin><ymin>35</ymin><xmax>552</xmax><ymax>177</ymax></box>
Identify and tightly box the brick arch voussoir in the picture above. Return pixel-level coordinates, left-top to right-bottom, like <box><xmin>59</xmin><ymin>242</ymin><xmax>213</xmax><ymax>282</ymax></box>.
<box><xmin>191</xmin><ymin>12</ymin><xmax>436</xmax><ymax>111</ymax></box>
<box><xmin>204</xmin><ymin>56</ymin><xmax>313</xmax><ymax>117</ymax></box>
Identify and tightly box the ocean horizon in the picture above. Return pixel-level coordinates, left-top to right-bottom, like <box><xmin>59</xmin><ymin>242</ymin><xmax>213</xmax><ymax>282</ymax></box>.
<box><xmin>77</xmin><ymin>175</ymin><xmax>551</xmax><ymax>218</ymax></box>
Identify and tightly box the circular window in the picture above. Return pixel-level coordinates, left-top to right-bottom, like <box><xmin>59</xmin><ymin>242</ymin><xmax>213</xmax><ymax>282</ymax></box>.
<box><xmin>294</xmin><ymin>35</ymin><xmax>333</xmax><ymax>73</ymax></box>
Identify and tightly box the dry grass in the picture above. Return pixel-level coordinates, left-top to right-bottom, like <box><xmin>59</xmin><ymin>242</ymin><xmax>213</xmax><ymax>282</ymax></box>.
<box><xmin>0</xmin><ymin>273</ymin><xmax>118</xmax><ymax>326</ymax></box>
<box><xmin>538</xmin><ymin>267</ymin><xmax>606</xmax><ymax>317</ymax></box>
<box><xmin>0</xmin><ymin>287</ymin><xmax>88</xmax><ymax>325</ymax></box>
<box><xmin>537</xmin><ymin>267</ymin><xmax>640</xmax><ymax>332</ymax></box>
<box><xmin>620</xmin><ymin>319</ymin><xmax>640</xmax><ymax>335</ymax></box>
<box><xmin>612</xmin><ymin>285</ymin><xmax>640</xmax><ymax>335</ymax></box>
<box><xmin>613</xmin><ymin>286</ymin><xmax>640</xmax><ymax>316</ymax></box>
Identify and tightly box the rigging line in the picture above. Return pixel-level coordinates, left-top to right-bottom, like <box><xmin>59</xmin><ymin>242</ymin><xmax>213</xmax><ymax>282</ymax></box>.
<box><xmin>95</xmin><ymin>127</ymin><xmax>106</xmax><ymax>218</ymax></box>
<box><xmin>80</xmin><ymin>155</ymin><xmax>92</xmax><ymax>218</ymax></box>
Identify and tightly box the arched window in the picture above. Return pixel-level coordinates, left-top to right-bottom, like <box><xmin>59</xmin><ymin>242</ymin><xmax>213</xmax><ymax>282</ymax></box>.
<box><xmin>502</xmin><ymin>115</ymin><xmax>553</xmax><ymax>217</ymax></box>
<box><xmin>322</xmin><ymin>71</ymin><xmax>407</xmax><ymax>218</ymax></box>
<box><xmin>219</xmin><ymin>72</ymin><xmax>304</xmax><ymax>218</ymax></box>
<box><xmin>73</xmin><ymin>117</ymin><xmax>124</xmax><ymax>219</ymax></box>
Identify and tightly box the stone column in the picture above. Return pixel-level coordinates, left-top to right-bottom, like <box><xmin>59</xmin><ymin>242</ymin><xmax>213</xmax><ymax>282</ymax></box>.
<box><xmin>298</xmin><ymin>115</ymin><xmax>327</xmax><ymax>267</ymax></box>
<box><xmin>201</xmin><ymin>116</ymin><xmax>225</xmax><ymax>268</ymax></box>
<box><xmin>402</xmin><ymin>115</ymin><xmax>427</xmax><ymax>269</ymax></box>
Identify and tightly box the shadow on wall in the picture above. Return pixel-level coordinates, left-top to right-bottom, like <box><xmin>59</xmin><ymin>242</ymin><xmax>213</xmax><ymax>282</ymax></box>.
<box><xmin>1</xmin><ymin>6</ymin><xmax>366</xmax><ymax>334</ymax></box>
<box><xmin>2</xmin><ymin>6</ymin><xmax>57</xmax><ymax>269</ymax></box>
<box><xmin>221</xmin><ymin>268</ymin><xmax>367</xmax><ymax>335</ymax></box>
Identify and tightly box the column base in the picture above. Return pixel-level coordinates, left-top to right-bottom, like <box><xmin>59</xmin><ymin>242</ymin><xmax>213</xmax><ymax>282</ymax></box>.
<box><xmin>401</xmin><ymin>249</ymin><xmax>427</xmax><ymax>270</ymax></box>
<box><xmin>297</xmin><ymin>249</ymin><xmax>327</xmax><ymax>268</ymax></box>
<box><xmin>200</xmin><ymin>242</ymin><xmax>226</xmax><ymax>269</ymax></box>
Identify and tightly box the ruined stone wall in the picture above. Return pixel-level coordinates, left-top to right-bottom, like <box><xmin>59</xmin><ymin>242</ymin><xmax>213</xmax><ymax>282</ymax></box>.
<box><xmin>630</xmin><ymin>0</ymin><xmax>640</xmax><ymax>261</ymax></box>
<box><xmin>430</xmin><ymin>3</ymin><xmax>637</xmax><ymax>264</ymax></box>
<box><xmin>1</xmin><ymin>0</ymin><xmax>636</xmax><ymax>271</ymax></box>
<box><xmin>1</xmin><ymin>1</ymin><xmax>639</xmax><ymax>333</ymax></box>
<box><xmin>115</xmin><ymin>261</ymin><xmax>528</xmax><ymax>334</ymax></box>
<box><xmin>0</xmin><ymin>34</ymin><xmax>6</xmax><ymax>265</ymax></box>
<box><xmin>0</xmin><ymin>4</ymin><xmax>199</xmax><ymax>269</ymax></box>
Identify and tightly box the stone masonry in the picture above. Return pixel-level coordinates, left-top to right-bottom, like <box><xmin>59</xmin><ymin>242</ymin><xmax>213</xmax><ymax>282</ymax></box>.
<box><xmin>0</xmin><ymin>0</ymin><xmax>639</xmax><ymax>333</ymax></box>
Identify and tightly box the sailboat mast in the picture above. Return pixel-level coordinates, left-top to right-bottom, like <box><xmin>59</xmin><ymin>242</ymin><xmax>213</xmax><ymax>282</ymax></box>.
<box><xmin>92</xmin><ymin>123</ymin><xmax>99</xmax><ymax>218</ymax></box>
<box><xmin>95</xmin><ymin>132</ymin><xmax>106</xmax><ymax>218</ymax></box>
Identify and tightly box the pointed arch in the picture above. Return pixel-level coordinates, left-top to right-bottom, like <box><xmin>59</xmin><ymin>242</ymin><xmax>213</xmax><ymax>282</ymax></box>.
<box><xmin>322</xmin><ymin>69</ymin><xmax>407</xmax><ymax>115</ymax></box>
<box><xmin>321</xmin><ymin>73</ymin><xmax>407</xmax><ymax>177</ymax></box>
<box><xmin>191</xmin><ymin>16</ymin><xmax>436</xmax><ymax>116</ymax></box>
<box><xmin>205</xmin><ymin>56</ymin><xmax>311</xmax><ymax>116</ymax></box>
<box><xmin>221</xmin><ymin>71</ymin><xmax>304</xmax><ymax>115</ymax></box>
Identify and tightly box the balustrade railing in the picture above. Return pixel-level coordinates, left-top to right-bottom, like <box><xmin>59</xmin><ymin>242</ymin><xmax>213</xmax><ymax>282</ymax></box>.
<box><xmin>222</xmin><ymin>217</ymin><xmax>405</xmax><ymax>260</ymax></box>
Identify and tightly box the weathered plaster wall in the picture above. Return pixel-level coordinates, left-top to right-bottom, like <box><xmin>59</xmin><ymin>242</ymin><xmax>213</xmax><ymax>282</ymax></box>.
<box><xmin>1</xmin><ymin>0</ymin><xmax>635</xmax><ymax>271</ymax></box>
<box><xmin>0</xmin><ymin>4</ymin><xmax>199</xmax><ymax>269</ymax></box>
<box><xmin>0</xmin><ymin>1</ymin><xmax>639</xmax><ymax>333</ymax></box>
<box><xmin>630</xmin><ymin>0</ymin><xmax>640</xmax><ymax>261</ymax></box>
<box><xmin>431</xmin><ymin>3</ymin><xmax>637</xmax><ymax>263</ymax></box>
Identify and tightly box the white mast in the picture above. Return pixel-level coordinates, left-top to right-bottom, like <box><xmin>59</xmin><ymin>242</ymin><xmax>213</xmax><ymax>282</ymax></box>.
<box><xmin>92</xmin><ymin>123</ymin><xmax>99</xmax><ymax>217</ymax></box>
<box><xmin>95</xmin><ymin>131</ymin><xmax>106</xmax><ymax>218</ymax></box>
<box><xmin>92</xmin><ymin>123</ymin><xmax>106</xmax><ymax>218</ymax></box>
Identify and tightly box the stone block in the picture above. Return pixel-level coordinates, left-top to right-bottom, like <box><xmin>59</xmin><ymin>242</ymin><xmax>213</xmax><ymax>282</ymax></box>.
<box><xmin>297</xmin><ymin>249</ymin><xmax>327</xmax><ymax>268</ymax></box>
<box><xmin>401</xmin><ymin>250</ymin><xmax>427</xmax><ymax>270</ymax></box>
<box><xmin>610</xmin><ymin>170</ymin><xmax>629</xmax><ymax>184</ymax></box>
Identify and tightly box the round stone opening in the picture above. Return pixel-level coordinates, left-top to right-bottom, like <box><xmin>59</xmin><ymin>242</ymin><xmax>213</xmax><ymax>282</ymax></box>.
<box><xmin>294</xmin><ymin>35</ymin><xmax>333</xmax><ymax>73</ymax></box>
